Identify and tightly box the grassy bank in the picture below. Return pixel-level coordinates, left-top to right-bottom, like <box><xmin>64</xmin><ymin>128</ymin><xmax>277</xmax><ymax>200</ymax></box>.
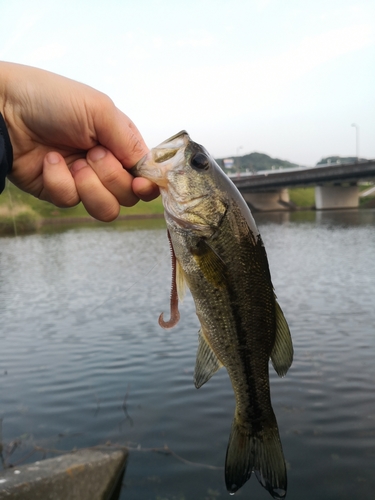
<box><xmin>288</xmin><ymin>187</ymin><xmax>315</xmax><ymax>207</ymax></box>
<box><xmin>0</xmin><ymin>181</ymin><xmax>164</xmax><ymax>234</ymax></box>
<box><xmin>1</xmin><ymin>183</ymin><xmax>316</xmax><ymax>216</ymax></box>
<box><xmin>1</xmin><ymin>181</ymin><xmax>165</xmax><ymax>218</ymax></box>
<box><xmin>1</xmin><ymin>182</ymin><xmax>373</xmax><ymax>235</ymax></box>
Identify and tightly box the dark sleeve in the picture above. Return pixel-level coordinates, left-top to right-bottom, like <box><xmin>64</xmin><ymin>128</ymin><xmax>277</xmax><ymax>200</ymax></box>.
<box><xmin>0</xmin><ymin>113</ymin><xmax>13</xmax><ymax>193</ymax></box>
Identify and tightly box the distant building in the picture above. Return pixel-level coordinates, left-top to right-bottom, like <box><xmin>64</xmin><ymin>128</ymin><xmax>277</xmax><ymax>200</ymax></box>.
<box><xmin>223</xmin><ymin>158</ymin><xmax>235</xmax><ymax>170</ymax></box>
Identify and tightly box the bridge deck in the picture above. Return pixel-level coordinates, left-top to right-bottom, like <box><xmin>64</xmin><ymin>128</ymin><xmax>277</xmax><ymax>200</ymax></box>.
<box><xmin>231</xmin><ymin>160</ymin><xmax>375</xmax><ymax>192</ymax></box>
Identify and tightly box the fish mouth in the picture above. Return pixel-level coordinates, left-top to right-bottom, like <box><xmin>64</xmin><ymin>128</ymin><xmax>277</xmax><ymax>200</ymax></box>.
<box><xmin>130</xmin><ymin>131</ymin><xmax>191</xmax><ymax>187</ymax></box>
<box><xmin>158</xmin><ymin>130</ymin><xmax>190</xmax><ymax>147</ymax></box>
<box><xmin>151</xmin><ymin>130</ymin><xmax>190</xmax><ymax>165</ymax></box>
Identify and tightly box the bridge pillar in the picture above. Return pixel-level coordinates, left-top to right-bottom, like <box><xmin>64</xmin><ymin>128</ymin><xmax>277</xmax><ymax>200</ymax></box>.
<box><xmin>242</xmin><ymin>189</ymin><xmax>291</xmax><ymax>211</ymax></box>
<box><xmin>315</xmin><ymin>185</ymin><xmax>359</xmax><ymax>210</ymax></box>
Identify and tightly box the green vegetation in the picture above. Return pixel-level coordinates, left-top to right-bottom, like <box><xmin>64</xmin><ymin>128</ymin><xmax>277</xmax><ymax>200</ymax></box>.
<box><xmin>359</xmin><ymin>182</ymin><xmax>375</xmax><ymax>208</ymax></box>
<box><xmin>0</xmin><ymin>207</ymin><xmax>39</xmax><ymax>235</ymax></box>
<box><xmin>216</xmin><ymin>152</ymin><xmax>300</xmax><ymax>175</ymax></box>
<box><xmin>0</xmin><ymin>181</ymin><xmax>165</xmax><ymax>235</ymax></box>
<box><xmin>120</xmin><ymin>196</ymin><xmax>164</xmax><ymax>216</ymax></box>
<box><xmin>316</xmin><ymin>156</ymin><xmax>362</xmax><ymax>165</ymax></box>
<box><xmin>288</xmin><ymin>187</ymin><xmax>315</xmax><ymax>207</ymax></box>
<box><xmin>1</xmin><ymin>181</ymin><xmax>164</xmax><ymax>218</ymax></box>
<box><xmin>218</xmin><ymin>152</ymin><xmax>371</xmax><ymax>174</ymax></box>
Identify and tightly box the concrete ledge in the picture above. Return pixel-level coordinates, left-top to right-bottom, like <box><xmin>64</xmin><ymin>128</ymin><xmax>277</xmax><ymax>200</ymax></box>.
<box><xmin>0</xmin><ymin>448</ymin><xmax>128</xmax><ymax>500</ymax></box>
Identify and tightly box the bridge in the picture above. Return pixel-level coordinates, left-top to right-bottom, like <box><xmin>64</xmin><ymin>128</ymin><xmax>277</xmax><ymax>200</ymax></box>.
<box><xmin>230</xmin><ymin>160</ymin><xmax>375</xmax><ymax>211</ymax></box>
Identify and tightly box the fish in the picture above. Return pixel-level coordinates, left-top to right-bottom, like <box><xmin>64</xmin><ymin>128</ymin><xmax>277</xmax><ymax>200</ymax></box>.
<box><xmin>131</xmin><ymin>131</ymin><xmax>293</xmax><ymax>498</ymax></box>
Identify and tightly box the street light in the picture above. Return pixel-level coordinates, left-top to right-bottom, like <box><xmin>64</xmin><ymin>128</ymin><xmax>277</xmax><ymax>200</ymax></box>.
<box><xmin>351</xmin><ymin>123</ymin><xmax>359</xmax><ymax>162</ymax></box>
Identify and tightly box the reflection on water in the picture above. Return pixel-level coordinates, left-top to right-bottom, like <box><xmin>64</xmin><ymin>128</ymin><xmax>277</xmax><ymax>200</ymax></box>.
<box><xmin>1</xmin><ymin>210</ymin><xmax>375</xmax><ymax>500</ymax></box>
<box><xmin>255</xmin><ymin>208</ymin><xmax>375</xmax><ymax>227</ymax></box>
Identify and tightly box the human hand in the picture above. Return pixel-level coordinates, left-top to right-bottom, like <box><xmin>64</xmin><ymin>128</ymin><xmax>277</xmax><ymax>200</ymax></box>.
<box><xmin>0</xmin><ymin>62</ymin><xmax>158</xmax><ymax>221</ymax></box>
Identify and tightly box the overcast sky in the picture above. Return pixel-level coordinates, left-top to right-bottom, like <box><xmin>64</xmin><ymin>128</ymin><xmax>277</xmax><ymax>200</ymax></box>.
<box><xmin>1</xmin><ymin>0</ymin><xmax>374</xmax><ymax>166</ymax></box>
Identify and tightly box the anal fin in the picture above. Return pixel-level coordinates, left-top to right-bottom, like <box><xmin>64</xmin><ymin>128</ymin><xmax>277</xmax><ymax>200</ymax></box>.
<box><xmin>194</xmin><ymin>329</ymin><xmax>223</xmax><ymax>389</ymax></box>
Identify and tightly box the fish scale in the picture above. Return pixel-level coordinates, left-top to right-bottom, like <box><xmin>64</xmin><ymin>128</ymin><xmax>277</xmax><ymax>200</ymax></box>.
<box><xmin>188</xmin><ymin>207</ymin><xmax>276</xmax><ymax>419</ymax></box>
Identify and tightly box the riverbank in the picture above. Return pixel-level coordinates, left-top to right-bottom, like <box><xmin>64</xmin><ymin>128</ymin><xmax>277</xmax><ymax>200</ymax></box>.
<box><xmin>1</xmin><ymin>182</ymin><xmax>374</xmax><ymax>235</ymax></box>
<box><xmin>0</xmin><ymin>181</ymin><xmax>165</xmax><ymax>235</ymax></box>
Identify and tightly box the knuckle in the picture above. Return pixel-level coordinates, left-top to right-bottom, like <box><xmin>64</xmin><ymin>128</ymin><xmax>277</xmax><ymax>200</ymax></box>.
<box><xmin>128</xmin><ymin>136</ymin><xmax>147</xmax><ymax>163</ymax></box>
<box><xmin>100</xmin><ymin>168</ymin><xmax>121</xmax><ymax>187</ymax></box>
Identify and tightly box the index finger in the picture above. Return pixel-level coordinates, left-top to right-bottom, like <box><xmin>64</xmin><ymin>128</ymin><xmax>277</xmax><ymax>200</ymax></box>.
<box><xmin>132</xmin><ymin>177</ymin><xmax>160</xmax><ymax>202</ymax></box>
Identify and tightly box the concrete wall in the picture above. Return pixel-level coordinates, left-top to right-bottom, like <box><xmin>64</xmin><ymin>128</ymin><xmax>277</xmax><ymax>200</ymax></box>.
<box><xmin>242</xmin><ymin>189</ymin><xmax>291</xmax><ymax>211</ymax></box>
<box><xmin>315</xmin><ymin>185</ymin><xmax>359</xmax><ymax>210</ymax></box>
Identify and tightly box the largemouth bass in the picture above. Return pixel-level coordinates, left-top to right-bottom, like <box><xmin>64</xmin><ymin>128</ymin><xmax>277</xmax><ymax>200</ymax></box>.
<box><xmin>131</xmin><ymin>131</ymin><xmax>293</xmax><ymax>498</ymax></box>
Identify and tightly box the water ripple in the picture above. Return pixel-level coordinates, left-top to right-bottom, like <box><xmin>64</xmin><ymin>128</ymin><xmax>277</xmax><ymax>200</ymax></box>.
<box><xmin>1</xmin><ymin>213</ymin><xmax>375</xmax><ymax>499</ymax></box>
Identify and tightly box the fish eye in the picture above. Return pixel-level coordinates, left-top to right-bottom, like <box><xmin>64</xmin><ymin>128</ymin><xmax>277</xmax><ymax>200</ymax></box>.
<box><xmin>191</xmin><ymin>153</ymin><xmax>209</xmax><ymax>171</ymax></box>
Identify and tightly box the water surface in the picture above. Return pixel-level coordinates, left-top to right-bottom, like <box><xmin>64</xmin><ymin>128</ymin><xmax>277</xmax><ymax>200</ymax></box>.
<box><xmin>1</xmin><ymin>210</ymin><xmax>375</xmax><ymax>499</ymax></box>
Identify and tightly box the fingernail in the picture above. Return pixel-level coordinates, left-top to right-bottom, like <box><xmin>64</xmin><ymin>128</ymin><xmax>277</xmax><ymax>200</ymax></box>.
<box><xmin>88</xmin><ymin>147</ymin><xmax>106</xmax><ymax>162</ymax></box>
<box><xmin>46</xmin><ymin>152</ymin><xmax>60</xmax><ymax>165</ymax></box>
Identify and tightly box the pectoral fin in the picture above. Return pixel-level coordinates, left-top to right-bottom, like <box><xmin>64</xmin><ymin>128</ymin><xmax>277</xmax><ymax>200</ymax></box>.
<box><xmin>191</xmin><ymin>239</ymin><xmax>227</xmax><ymax>289</ymax></box>
<box><xmin>270</xmin><ymin>298</ymin><xmax>293</xmax><ymax>377</ymax></box>
<box><xmin>194</xmin><ymin>329</ymin><xmax>223</xmax><ymax>389</ymax></box>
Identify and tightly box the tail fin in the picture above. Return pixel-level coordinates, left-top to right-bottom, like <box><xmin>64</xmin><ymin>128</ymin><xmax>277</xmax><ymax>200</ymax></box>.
<box><xmin>225</xmin><ymin>415</ymin><xmax>287</xmax><ymax>498</ymax></box>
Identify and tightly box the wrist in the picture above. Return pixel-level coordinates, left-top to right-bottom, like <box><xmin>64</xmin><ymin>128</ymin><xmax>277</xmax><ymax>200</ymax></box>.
<box><xmin>0</xmin><ymin>62</ymin><xmax>27</xmax><ymax>167</ymax></box>
<box><xmin>0</xmin><ymin>111</ymin><xmax>14</xmax><ymax>192</ymax></box>
<box><xmin>0</xmin><ymin>61</ymin><xmax>14</xmax><ymax>128</ymax></box>
<box><xmin>0</xmin><ymin>63</ymin><xmax>6</xmax><ymax>118</ymax></box>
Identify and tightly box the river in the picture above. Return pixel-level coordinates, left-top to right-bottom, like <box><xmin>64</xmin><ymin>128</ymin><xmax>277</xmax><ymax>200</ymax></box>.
<box><xmin>1</xmin><ymin>209</ymin><xmax>375</xmax><ymax>500</ymax></box>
